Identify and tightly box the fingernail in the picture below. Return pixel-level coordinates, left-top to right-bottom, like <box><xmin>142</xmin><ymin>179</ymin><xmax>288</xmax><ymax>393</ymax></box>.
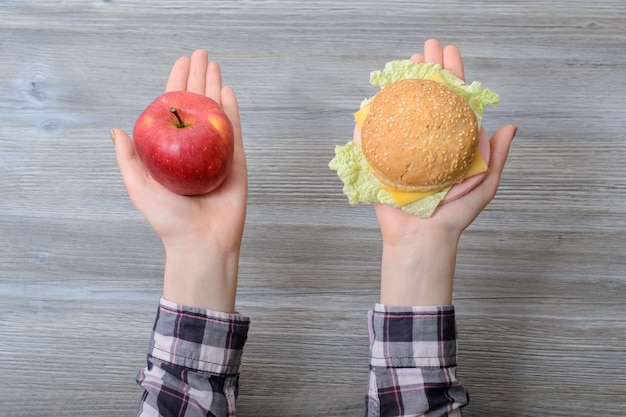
<box><xmin>110</xmin><ymin>128</ymin><xmax>116</xmax><ymax>145</ymax></box>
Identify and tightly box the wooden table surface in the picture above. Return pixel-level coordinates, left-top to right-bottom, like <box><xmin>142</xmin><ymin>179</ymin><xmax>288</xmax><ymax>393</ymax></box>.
<box><xmin>1</xmin><ymin>1</ymin><xmax>625</xmax><ymax>416</ymax></box>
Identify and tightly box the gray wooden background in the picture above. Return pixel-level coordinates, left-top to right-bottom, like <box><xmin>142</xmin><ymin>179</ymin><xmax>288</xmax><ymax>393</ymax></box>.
<box><xmin>1</xmin><ymin>1</ymin><xmax>625</xmax><ymax>416</ymax></box>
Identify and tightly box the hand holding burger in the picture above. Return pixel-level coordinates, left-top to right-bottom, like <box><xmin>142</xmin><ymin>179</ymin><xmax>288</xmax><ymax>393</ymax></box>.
<box><xmin>330</xmin><ymin>41</ymin><xmax>503</xmax><ymax>218</ymax></box>
<box><xmin>333</xmin><ymin>39</ymin><xmax>517</xmax><ymax>306</ymax></box>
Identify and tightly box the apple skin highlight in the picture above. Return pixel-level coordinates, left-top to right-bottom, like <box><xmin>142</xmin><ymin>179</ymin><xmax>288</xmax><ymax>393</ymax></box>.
<box><xmin>133</xmin><ymin>91</ymin><xmax>234</xmax><ymax>195</ymax></box>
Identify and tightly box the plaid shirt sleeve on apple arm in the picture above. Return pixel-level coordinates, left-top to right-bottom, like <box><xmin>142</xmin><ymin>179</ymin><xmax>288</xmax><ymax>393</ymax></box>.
<box><xmin>365</xmin><ymin>304</ymin><xmax>469</xmax><ymax>417</ymax></box>
<box><xmin>135</xmin><ymin>297</ymin><xmax>250</xmax><ymax>417</ymax></box>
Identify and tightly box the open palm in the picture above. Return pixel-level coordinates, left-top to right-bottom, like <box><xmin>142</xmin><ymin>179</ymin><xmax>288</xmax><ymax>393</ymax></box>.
<box><xmin>363</xmin><ymin>39</ymin><xmax>516</xmax><ymax>245</ymax></box>
<box><xmin>113</xmin><ymin>50</ymin><xmax>247</xmax><ymax>254</ymax></box>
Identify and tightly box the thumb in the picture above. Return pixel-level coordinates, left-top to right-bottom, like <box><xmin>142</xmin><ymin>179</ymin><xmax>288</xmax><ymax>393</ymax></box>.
<box><xmin>441</xmin><ymin>124</ymin><xmax>516</xmax><ymax>226</ymax></box>
<box><xmin>111</xmin><ymin>127</ymin><xmax>147</xmax><ymax>196</ymax></box>
<box><xmin>488</xmin><ymin>125</ymin><xmax>516</xmax><ymax>177</ymax></box>
<box><xmin>481</xmin><ymin>124</ymin><xmax>517</xmax><ymax>198</ymax></box>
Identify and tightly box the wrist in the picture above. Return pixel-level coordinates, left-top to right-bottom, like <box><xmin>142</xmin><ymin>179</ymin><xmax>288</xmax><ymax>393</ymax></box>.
<box><xmin>380</xmin><ymin>229</ymin><xmax>459</xmax><ymax>306</ymax></box>
<box><xmin>163</xmin><ymin>239</ymin><xmax>239</xmax><ymax>313</ymax></box>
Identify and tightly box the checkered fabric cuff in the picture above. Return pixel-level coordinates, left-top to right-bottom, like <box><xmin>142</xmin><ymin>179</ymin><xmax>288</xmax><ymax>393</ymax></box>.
<box><xmin>365</xmin><ymin>304</ymin><xmax>467</xmax><ymax>417</ymax></box>
<box><xmin>369</xmin><ymin>304</ymin><xmax>457</xmax><ymax>369</ymax></box>
<box><xmin>149</xmin><ymin>297</ymin><xmax>250</xmax><ymax>375</ymax></box>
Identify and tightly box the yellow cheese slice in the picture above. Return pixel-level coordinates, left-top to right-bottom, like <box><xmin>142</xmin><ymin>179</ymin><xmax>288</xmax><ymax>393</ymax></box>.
<box><xmin>384</xmin><ymin>151</ymin><xmax>489</xmax><ymax>206</ymax></box>
<box><xmin>354</xmin><ymin>104</ymin><xmax>370</xmax><ymax>128</ymax></box>
<box><xmin>464</xmin><ymin>148</ymin><xmax>488</xmax><ymax>178</ymax></box>
<box><xmin>385</xmin><ymin>188</ymin><xmax>439</xmax><ymax>206</ymax></box>
<box><xmin>425</xmin><ymin>72</ymin><xmax>448</xmax><ymax>85</ymax></box>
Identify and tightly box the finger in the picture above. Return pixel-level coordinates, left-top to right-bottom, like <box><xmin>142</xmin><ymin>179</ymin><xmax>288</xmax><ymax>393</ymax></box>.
<box><xmin>352</xmin><ymin>124</ymin><xmax>362</xmax><ymax>143</ymax></box>
<box><xmin>443</xmin><ymin>44</ymin><xmax>465</xmax><ymax>81</ymax></box>
<box><xmin>166</xmin><ymin>56</ymin><xmax>190</xmax><ymax>92</ymax></box>
<box><xmin>437</xmin><ymin>125</ymin><xmax>516</xmax><ymax>223</ymax></box>
<box><xmin>205</xmin><ymin>61</ymin><xmax>223</xmax><ymax>105</ymax></box>
<box><xmin>220</xmin><ymin>86</ymin><xmax>248</xmax><ymax>195</ymax></box>
<box><xmin>480</xmin><ymin>125</ymin><xmax>517</xmax><ymax>197</ymax></box>
<box><xmin>410</xmin><ymin>53</ymin><xmax>425</xmax><ymax>64</ymax></box>
<box><xmin>221</xmin><ymin>86</ymin><xmax>244</xmax><ymax>160</ymax></box>
<box><xmin>111</xmin><ymin>128</ymin><xmax>149</xmax><ymax>199</ymax></box>
<box><xmin>221</xmin><ymin>87</ymin><xmax>241</xmax><ymax>141</ymax></box>
<box><xmin>424</xmin><ymin>39</ymin><xmax>444</xmax><ymax>66</ymax></box>
<box><xmin>186</xmin><ymin>49</ymin><xmax>209</xmax><ymax>95</ymax></box>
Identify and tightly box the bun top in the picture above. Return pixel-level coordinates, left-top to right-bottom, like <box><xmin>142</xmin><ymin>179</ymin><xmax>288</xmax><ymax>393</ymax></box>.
<box><xmin>361</xmin><ymin>78</ymin><xmax>479</xmax><ymax>192</ymax></box>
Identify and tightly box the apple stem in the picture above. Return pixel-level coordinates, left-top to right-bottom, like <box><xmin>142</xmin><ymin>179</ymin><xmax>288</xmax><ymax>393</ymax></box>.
<box><xmin>170</xmin><ymin>107</ymin><xmax>184</xmax><ymax>127</ymax></box>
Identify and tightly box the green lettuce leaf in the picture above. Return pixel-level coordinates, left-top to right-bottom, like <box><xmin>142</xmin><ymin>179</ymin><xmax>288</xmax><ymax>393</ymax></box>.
<box><xmin>329</xmin><ymin>60</ymin><xmax>498</xmax><ymax>218</ymax></box>
<box><xmin>328</xmin><ymin>141</ymin><xmax>449</xmax><ymax>218</ymax></box>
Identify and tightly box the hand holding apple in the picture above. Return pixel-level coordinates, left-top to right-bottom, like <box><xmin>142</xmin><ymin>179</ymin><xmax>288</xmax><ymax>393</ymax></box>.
<box><xmin>112</xmin><ymin>49</ymin><xmax>246</xmax><ymax>313</ymax></box>
<box><xmin>133</xmin><ymin>90</ymin><xmax>234</xmax><ymax>195</ymax></box>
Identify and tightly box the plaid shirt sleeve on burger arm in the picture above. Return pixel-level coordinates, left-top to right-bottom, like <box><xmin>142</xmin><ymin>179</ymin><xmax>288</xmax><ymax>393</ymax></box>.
<box><xmin>365</xmin><ymin>304</ymin><xmax>469</xmax><ymax>417</ymax></box>
<box><xmin>135</xmin><ymin>297</ymin><xmax>250</xmax><ymax>417</ymax></box>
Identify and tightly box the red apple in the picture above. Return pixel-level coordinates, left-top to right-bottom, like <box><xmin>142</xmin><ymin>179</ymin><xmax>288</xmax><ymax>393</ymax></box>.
<box><xmin>132</xmin><ymin>91</ymin><xmax>234</xmax><ymax>195</ymax></box>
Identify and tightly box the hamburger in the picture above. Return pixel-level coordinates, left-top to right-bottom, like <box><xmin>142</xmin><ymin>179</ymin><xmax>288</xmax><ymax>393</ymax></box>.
<box><xmin>329</xmin><ymin>59</ymin><xmax>500</xmax><ymax>218</ymax></box>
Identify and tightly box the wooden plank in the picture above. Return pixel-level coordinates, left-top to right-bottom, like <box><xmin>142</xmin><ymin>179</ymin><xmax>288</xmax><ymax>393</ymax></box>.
<box><xmin>1</xmin><ymin>1</ymin><xmax>625</xmax><ymax>415</ymax></box>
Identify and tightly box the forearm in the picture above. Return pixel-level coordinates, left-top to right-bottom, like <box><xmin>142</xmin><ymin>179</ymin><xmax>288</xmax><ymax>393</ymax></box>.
<box><xmin>372</xmin><ymin>228</ymin><xmax>468</xmax><ymax>416</ymax></box>
<box><xmin>380</xmin><ymin>229</ymin><xmax>459</xmax><ymax>306</ymax></box>
<box><xmin>163</xmin><ymin>240</ymin><xmax>240</xmax><ymax>313</ymax></box>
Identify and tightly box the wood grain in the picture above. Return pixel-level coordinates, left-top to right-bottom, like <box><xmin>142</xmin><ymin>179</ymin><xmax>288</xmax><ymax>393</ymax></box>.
<box><xmin>1</xmin><ymin>1</ymin><xmax>625</xmax><ymax>416</ymax></box>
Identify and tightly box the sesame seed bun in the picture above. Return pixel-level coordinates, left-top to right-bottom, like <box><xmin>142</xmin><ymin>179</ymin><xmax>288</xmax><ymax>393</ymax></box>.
<box><xmin>361</xmin><ymin>78</ymin><xmax>480</xmax><ymax>192</ymax></box>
